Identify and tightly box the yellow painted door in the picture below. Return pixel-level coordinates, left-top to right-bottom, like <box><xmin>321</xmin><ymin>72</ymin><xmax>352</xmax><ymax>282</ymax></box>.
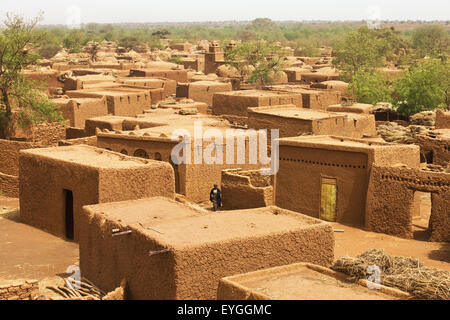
<box><xmin>320</xmin><ymin>178</ymin><xmax>337</xmax><ymax>222</ymax></box>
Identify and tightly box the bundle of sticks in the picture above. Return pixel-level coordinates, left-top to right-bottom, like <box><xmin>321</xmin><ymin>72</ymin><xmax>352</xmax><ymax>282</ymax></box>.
<box><xmin>46</xmin><ymin>277</ymin><xmax>106</xmax><ymax>300</ymax></box>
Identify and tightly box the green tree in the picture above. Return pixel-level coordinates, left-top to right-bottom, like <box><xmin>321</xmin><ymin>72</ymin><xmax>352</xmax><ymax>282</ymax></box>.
<box><xmin>62</xmin><ymin>29</ymin><xmax>84</xmax><ymax>53</ymax></box>
<box><xmin>0</xmin><ymin>13</ymin><xmax>62</xmax><ymax>138</ymax></box>
<box><xmin>393</xmin><ymin>59</ymin><xmax>450</xmax><ymax>117</ymax></box>
<box><xmin>225</xmin><ymin>41</ymin><xmax>286</xmax><ymax>87</ymax></box>
<box><xmin>333</xmin><ymin>27</ymin><xmax>392</xmax><ymax>80</ymax></box>
<box><xmin>348</xmin><ymin>69</ymin><xmax>391</xmax><ymax>105</ymax></box>
<box><xmin>412</xmin><ymin>25</ymin><xmax>449</xmax><ymax>58</ymax></box>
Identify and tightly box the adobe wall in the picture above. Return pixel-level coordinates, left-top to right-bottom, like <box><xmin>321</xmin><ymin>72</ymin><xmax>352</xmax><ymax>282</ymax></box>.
<box><xmin>84</xmin><ymin>117</ymin><xmax>129</xmax><ymax>137</ymax></box>
<box><xmin>248</xmin><ymin>107</ymin><xmax>376</xmax><ymax>139</ymax></box>
<box><xmin>414</xmin><ymin>133</ymin><xmax>450</xmax><ymax>167</ymax></box>
<box><xmin>22</xmin><ymin>70</ymin><xmax>63</xmax><ymax>92</ymax></box>
<box><xmin>63</xmin><ymin>75</ymin><xmax>116</xmax><ymax>91</ymax></box>
<box><xmin>267</xmin><ymin>86</ymin><xmax>342</xmax><ymax>110</ymax></box>
<box><xmin>117</xmin><ymin>78</ymin><xmax>177</xmax><ymax>98</ymax></box>
<box><xmin>65</xmin><ymin>127</ymin><xmax>90</xmax><ymax>139</ymax></box>
<box><xmin>19</xmin><ymin>148</ymin><xmax>175</xmax><ymax>241</ymax></box>
<box><xmin>212</xmin><ymin>91</ymin><xmax>302</xmax><ymax>117</ymax></box>
<box><xmin>79</xmin><ymin>202</ymin><xmax>334</xmax><ymax>300</ymax></box>
<box><xmin>205</xmin><ymin>52</ymin><xmax>225</xmax><ymax>75</ymax></box>
<box><xmin>221</xmin><ymin>169</ymin><xmax>274</xmax><ymax>210</ymax></box>
<box><xmin>283</xmin><ymin>68</ymin><xmax>310</xmax><ymax>82</ymax></box>
<box><xmin>217</xmin><ymin>263</ymin><xmax>411</xmax><ymax>300</ymax></box>
<box><xmin>301</xmin><ymin>89</ymin><xmax>342</xmax><ymax>110</ymax></box>
<box><xmin>275</xmin><ymin>145</ymin><xmax>370</xmax><ymax>225</ymax></box>
<box><xmin>58</xmin><ymin>136</ymin><xmax>98</xmax><ymax>147</ymax></box>
<box><xmin>0</xmin><ymin>140</ymin><xmax>38</xmax><ymax>176</ymax></box>
<box><xmin>67</xmin><ymin>90</ymin><xmax>151</xmax><ymax>117</ymax></box>
<box><xmin>366</xmin><ymin>165</ymin><xmax>450</xmax><ymax>242</ymax></box>
<box><xmin>0</xmin><ymin>280</ymin><xmax>39</xmax><ymax>300</ymax></box>
<box><xmin>129</xmin><ymin>69</ymin><xmax>188</xmax><ymax>83</ymax></box>
<box><xmin>188</xmin><ymin>81</ymin><xmax>232</xmax><ymax>106</ymax></box>
<box><xmin>19</xmin><ymin>152</ymin><xmax>100</xmax><ymax>240</ymax></box>
<box><xmin>301</xmin><ymin>73</ymin><xmax>339</xmax><ymax>83</ymax></box>
<box><xmin>436</xmin><ymin>109</ymin><xmax>450</xmax><ymax>129</ymax></box>
<box><xmin>183</xmin><ymin>162</ymin><xmax>263</xmax><ymax>203</ymax></box>
<box><xmin>55</xmin><ymin>97</ymin><xmax>109</xmax><ymax>128</ymax></box>
<box><xmin>97</xmin><ymin>134</ymin><xmax>268</xmax><ymax>203</ymax></box>
<box><xmin>0</xmin><ymin>173</ymin><xmax>19</xmax><ymax>198</ymax></box>
<box><xmin>11</xmin><ymin>122</ymin><xmax>67</xmax><ymax>146</ymax></box>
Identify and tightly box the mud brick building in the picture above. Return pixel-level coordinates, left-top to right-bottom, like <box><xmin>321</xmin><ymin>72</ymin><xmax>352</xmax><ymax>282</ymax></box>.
<box><xmin>22</xmin><ymin>69</ymin><xmax>63</xmax><ymax>95</ymax></box>
<box><xmin>129</xmin><ymin>68</ymin><xmax>188</xmax><ymax>83</ymax></box>
<box><xmin>414</xmin><ymin>129</ymin><xmax>450</xmax><ymax>167</ymax></box>
<box><xmin>436</xmin><ymin>109</ymin><xmax>450</xmax><ymax>129</ymax></box>
<box><xmin>268</xmin><ymin>85</ymin><xmax>343</xmax><ymax>110</ymax></box>
<box><xmin>96</xmin><ymin>124</ymin><xmax>268</xmax><ymax>203</ymax></box>
<box><xmin>169</xmin><ymin>42</ymin><xmax>193</xmax><ymax>52</ymax></box>
<box><xmin>0</xmin><ymin>140</ymin><xmax>39</xmax><ymax>198</ymax></box>
<box><xmin>63</xmin><ymin>74</ymin><xmax>116</xmax><ymax>91</ymax></box>
<box><xmin>212</xmin><ymin>90</ymin><xmax>302</xmax><ymax>118</ymax></box>
<box><xmin>218</xmin><ymin>263</ymin><xmax>410</xmax><ymax>300</ymax></box>
<box><xmin>187</xmin><ymin>81</ymin><xmax>232</xmax><ymax>106</ymax></box>
<box><xmin>311</xmin><ymin>81</ymin><xmax>349</xmax><ymax>96</ymax></box>
<box><xmin>327</xmin><ymin>103</ymin><xmax>373</xmax><ymax>114</ymax></box>
<box><xmin>52</xmin><ymin>97</ymin><xmax>109</xmax><ymax>128</ymax></box>
<box><xmin>283</xmin><ymin>67</ymin><xmax>311</xmax><ymax>82</ymax></box>
<box><xmin>66</xmin><ymin>88</ymin><xmax>152</xmax><ymax>117</ymax></box>
<box><xmin>275</xmin><ymin>136</ymin><xmax>420</xmax><ymax>226</ymax></box>
<box><xmin>248</xmin><ymin>105</ymin><xmax>376</xmax><ymax>139</ymax></box>
<box><xmin>19</xmin><ymin>145</ymin><xmax>175</xmax><ymax>241</ymax></box>
<box><xmin>366</xmin><ymin>165</ymin><xmax>450</xmax><ymax>242</ymax></box>
<box><xmin>221</xmin><ymin>169</ymin><xmax>274</xmax><ymax>210</ymax></box>
<box><xmin>79</xmin><ymin>197</ymin><xmax>334</xmax><ymax>300</ymax></box>
<box><xmin>300</xmin><ymin>69</ymin><xmax>340</xmax><ymax>84</ymax></box>
<box><xmin>117</xmin><ymin>77</ymin><xmax>177</xmax><ymax>98</ymax></box>
<box><xmin>205</xmin><ymin>43</ymin><xmax>225</xmax><ymax>74</ymax></box>
<box><xmin>158</xmin><ymin>100</ymin><xmax>208</xmax><ymax>114</ymax></box>
<box><xmin>179</xmin><ymin>56</ymin><xmax>205</xmax><ymax>73</ymax></box>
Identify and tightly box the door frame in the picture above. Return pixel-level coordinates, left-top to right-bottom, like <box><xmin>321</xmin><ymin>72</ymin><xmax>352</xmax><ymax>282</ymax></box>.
<box><xmin>319</xmin><ymin>175</ymin><xmax>338</xmax><ymax>222</ymax></box>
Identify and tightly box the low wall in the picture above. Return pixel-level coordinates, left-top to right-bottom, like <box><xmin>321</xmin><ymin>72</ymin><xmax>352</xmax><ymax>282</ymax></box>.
<box><xmin>0</xmin><ymin>280</ymin><xmax>39</xmax><ymax>300</ymax></box>
<box><xmin>366</xmin><ymin>165</ymin><xmax>450</xmax><ymax>242</ymax></box>
<box><xmin>0</xmin><ymin>173</ymin><xmax>19</xmax><ymax>198</ymax></box>
<box><xmin>221</xmin><ymin>169</ymin><xmax>274</xmax><ymax>210</ymax></box>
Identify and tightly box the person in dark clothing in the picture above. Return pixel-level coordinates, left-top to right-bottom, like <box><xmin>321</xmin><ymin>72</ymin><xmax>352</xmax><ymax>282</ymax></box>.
<box><xmin>210</xmin><ymin>184</ymin><xmax>222</xmax><ymax>211</ymax></box>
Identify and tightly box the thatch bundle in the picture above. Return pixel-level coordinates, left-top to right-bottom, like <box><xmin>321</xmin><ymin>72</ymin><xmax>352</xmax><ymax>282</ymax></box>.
<box><xmin>332</xmin><ymin>249</ymin><xmax>450</xmax><ymax>300</ymax></box>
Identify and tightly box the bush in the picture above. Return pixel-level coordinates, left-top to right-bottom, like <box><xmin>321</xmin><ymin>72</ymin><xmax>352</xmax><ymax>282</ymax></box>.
<box><xmin>348</xmin><ymin>70</ymin><xmax>392</xmax><ymax>105</ymax></box>
<box><xmin>393</xmin><ymin>59</ymin><xmax>450</xmax><ymax>117</ymax></box>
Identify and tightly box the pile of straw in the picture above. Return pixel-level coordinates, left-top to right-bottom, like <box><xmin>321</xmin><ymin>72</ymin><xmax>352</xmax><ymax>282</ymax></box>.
<box><xmin>332</xmin><ymin>249</ymin><xmax>450</xmax><ymax>300</ymax></box>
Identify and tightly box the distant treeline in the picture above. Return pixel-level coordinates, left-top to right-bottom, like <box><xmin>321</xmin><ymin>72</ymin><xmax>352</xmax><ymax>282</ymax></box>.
<box><xmin>35</xmin><ymin>18</ymin><xmax>449</xmax><ymax>59</ymax></box>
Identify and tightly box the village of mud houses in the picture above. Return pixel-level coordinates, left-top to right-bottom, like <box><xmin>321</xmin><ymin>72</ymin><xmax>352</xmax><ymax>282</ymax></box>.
<box><xmin>0</xmin><ymin>1</ymin><xmax>448</xmax><ymax>312</ymax></box>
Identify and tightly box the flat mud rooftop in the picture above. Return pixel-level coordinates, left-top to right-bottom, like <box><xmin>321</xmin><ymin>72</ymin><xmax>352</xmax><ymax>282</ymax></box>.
<box><xmin>90</xmin><ymin>199</ymin><xmax>323</xmax><ymax>248</ymax></box>
<box><xmin>23</xmin><ymin>145</ymin><xmax>151</xmax><ymax>169</ymax></box>
<box><xmin>220</xmin><ymin>263</ymin><xmax>409</xmax><ymax>300</ymax></box>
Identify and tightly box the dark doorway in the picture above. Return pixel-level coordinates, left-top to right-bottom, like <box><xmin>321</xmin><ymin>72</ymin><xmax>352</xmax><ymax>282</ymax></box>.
<box><xmin>64</xmin><ymin>190</ymin><xmax>74</xmax><ymax>240</ymax></box>
<box><xmin>413</xmin><ymin>192</ymin><xmax>432</xmax><ymax>241</ymax></box>
<box><xmin>170</xmin><ymin>161</ymin><xmax>181</xmax><ymax>194</ymax></box>
<box><xmin>423</xmin><ymin>151</ymin><xmax>434</xmax><ymax>164</ymax></box>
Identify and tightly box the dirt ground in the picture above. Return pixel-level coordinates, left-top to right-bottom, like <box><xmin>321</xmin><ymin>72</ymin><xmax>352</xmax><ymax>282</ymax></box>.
<box><xmin>201</xmin><ymin>199</ymin><xmax>449</xmax><ymax>271</ymax></box>
<box><xmin>0</xmin><ymin>195</ymin><xmax>448</xmax><ymax>288</ymax></box>
<box><xmin>333</xmin><ymin>223</ymin><xmax>450</xmax><ymax>271</ymax></box>
<box><xmin>0</xmin><ymin>197</ymin><xmax>79</xmax><ymax>283</ymax></box>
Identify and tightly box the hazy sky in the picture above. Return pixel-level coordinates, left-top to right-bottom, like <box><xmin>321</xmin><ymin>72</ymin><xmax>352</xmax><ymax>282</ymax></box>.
<box><xmin>0</xmin><ymin>0</ymin><xmax>448</xmax><ymax>24</ymax></box>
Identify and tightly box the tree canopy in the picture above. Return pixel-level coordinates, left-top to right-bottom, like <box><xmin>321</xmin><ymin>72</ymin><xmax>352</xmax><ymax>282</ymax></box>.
<box><xmin>225</xmin><ymin>41</ymin><xmax>286</xmax><ymax>87</ymax></box>
<box><xmin>0</xmin><ymin>13</ymin><xmax>62</xmax><ymax>138</ymax></box>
